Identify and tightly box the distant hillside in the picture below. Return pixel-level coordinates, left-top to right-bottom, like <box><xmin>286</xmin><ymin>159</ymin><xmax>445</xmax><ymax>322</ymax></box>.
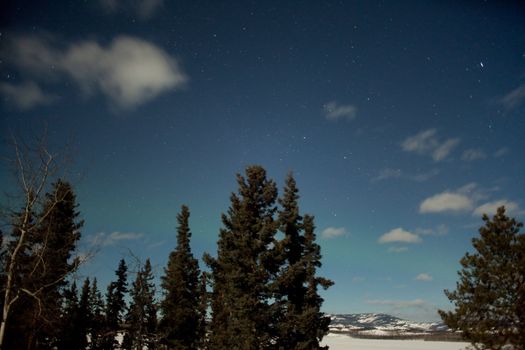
<box><xmin>328</xmin><ymin>313</ymin><xmax>461</xmax><ymax>341</ymax></box>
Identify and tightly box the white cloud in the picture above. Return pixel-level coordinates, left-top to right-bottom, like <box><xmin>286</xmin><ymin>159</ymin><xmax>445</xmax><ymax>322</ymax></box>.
<box><xmin>401</xmin><ymin>129</ymin><xmax>438</xmax><ymax>154</ymax></box>
<box><xmin>89</xmin><ymin>231</ymin><xmax>144</xmax><ymax>246</ymax></box>
<box><xmin>387</xmin><ymin>246</ymin><xmax>409</xmax><ymax>253</ymax></box>
<box><xmin>371</xmin><ymin>168</ymin><xmax>402</xmax><ymax>182</ymax></box>
<box><xmin>432</xmin><ymin>138</ymin><xmax>460</xmax><ymax>161</ymax></box>
<box><xmin>378</xmin><ymin>228</ymin><xmax>421</xmax><ymax>244</ymax></box>
<box><xmin>500</xmin><ymin>84</ymin><xmax>525</xmax><ymax>111</ymax></box>
<box><xmin>323</xmin><ymin>101</ymin><xmax>357</xmax><ymax>121</ymax></box>
<box><xmin>366</xmin><ymin>299</ymin><xmax>426</xmax><ymax>308</ymax></box>
<box><xmin>411</xmin><ymin>169</ymin><xmax>440</xmax><ymax>182</ymax></box>
<box><xmin>462</xmin><ymin>148</ymin><xmax>487</xmax><ymax>161</ymax></box>
<box><xmin>415</xmin><ymin>224</ymin><xmax>449</xmax><ymax>236</ymax></box>
<box><xmin>415</xmin><ymin>273</ymin><xmax>433</xmax><ymax>282</ymax></box>
<box><xmin>420</xmin><ymin>183</ymin><xmax>508</xmax><ymax>216</ymax></box>
<box><xmin>7</xmin><ymin>34</ymin><xmax>58</xmax><ymax>77</ymax></box>
<box><xmin>401</xmin><ymin>129</ymin><xmax>460</xmax><ymax>162</ymax></box>
<box><xmin>99</xmin><ymin>0</ymin><xmax>164</xmax><ymax>20</ymax></box>
<box><xmin>419</xmin><ymin>192</ymin><xmax>473</xmax><ymax>214</ymax></box>
<box><xmin>0</xmin><ymin>81</ymin><xmax>56</xmax><ymax>110</ymax></box>
<box><xmin>473</xmin><ymin>200</ymin><xmax>519</xmax><ymax>217</ymax></box>
<box><xmin>62</xmin><ymin>36</ymin><xmax>186</xmax><ymax>108</ymax></box>
<box><xmin>322</xmin><ymin>227</ymin><xmax>347</xmax><ymax>239</ymax></box>
<box><xmin>371</xmin><ymin>168</ymin><xmax>439</xmax><ymax>183</ymax></box>
<box><xmin>493</xmin><ymin>147</ymin><xmax>509</xmax><ymax>158</ymax></box>
<box><xmin>5</xmin><ymin>34</ymin><xmax>187</xmax><ymax>110</ymax></box>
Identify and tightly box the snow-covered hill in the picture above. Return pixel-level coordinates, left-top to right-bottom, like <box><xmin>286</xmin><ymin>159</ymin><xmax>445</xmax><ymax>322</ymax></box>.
<box><xmin>328</xmin><ymin>313</ymin><xmax>451</xmax><ymax>338</ymax></box>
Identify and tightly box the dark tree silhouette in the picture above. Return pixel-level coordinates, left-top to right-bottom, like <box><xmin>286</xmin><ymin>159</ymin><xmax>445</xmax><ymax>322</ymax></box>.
<box><xmin>160</xmin><ymin>205</ymin><xmax>203</xmax><ymax>350</ymax></box>
<box><xmin>439</xmin><ymin>206</ymin><xmax>525</xmax><ymax>350</ymax></box>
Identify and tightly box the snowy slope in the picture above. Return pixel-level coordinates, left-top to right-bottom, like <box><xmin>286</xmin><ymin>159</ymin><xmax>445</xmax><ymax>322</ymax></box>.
<box><xmin>328</xmin><ymin>313</ymin><xmax>450</xmax><ymax>336</ymax></box>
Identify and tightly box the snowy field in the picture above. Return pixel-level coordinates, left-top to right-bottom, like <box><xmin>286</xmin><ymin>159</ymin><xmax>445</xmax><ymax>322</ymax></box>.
<box><xmin>322</xmin><ymin>333</ymin><xmax>470</xmax><ymax>350</ymax></box>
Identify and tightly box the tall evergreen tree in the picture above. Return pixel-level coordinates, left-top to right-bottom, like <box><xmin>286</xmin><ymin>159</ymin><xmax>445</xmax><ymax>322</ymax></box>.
<box><xmin>34</xmin><ymin>180</ymin><xmax>83</xmax><ymax>346</ymax></box>
<box><xmin>77</xmin><ymin>278</ymin><xmax>92</xmax><ymax>350</ymax></box>
<box><xmin>56</xmin><ymin>279</ymin><xmax>92</xmax><ymax>350</ymax></box>
<box><xmin>299</xmin><ymin>215</ymin><xmax>334</xmax><ymax>350</ymax></box>
<box><xmin>160</xmin><ymin>205</ymin><xmax>203</xmax><ymax>350</ymax></box>
<box><xmin>439</xmin><ymin>206</ymin><xmax>525</xmax><ymax>350</ymax></box>
<box><xmin>274</xmin><ymin>174</ymin><xmax>333</xmax><ymax>350</ymax></box>
<box><xmin>205</xmin><ymin>166</ymin><xmax>279</xmax><ymax>350</ymax></box>
<box><xmin>100</xmin><ymin>259</ymin><xmax>128</xmax><ymax>350</ymax></box>
<box><xmin>125</xmin><ymin>259</ymin><xmax>157</xmax><ymax>350</ymax></box>
<box><xmin>56</xmin><ymin>281</ymin><xmax>80</xmax><ymax>350</ymax></box>
<box><xmin>89</xmin><ymin>278</ymin><xmax>106</xmax><ymax>350</ymax></box>
<box><xmin>274</xmin><ymin>173</ymin><xmax>306</xmax><ymax>349</ymax></box>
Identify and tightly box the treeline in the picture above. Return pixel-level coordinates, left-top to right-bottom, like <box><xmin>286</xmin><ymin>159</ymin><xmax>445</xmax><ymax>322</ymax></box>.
<box><xmin>1</xmin><ymin>163</ymin><xmax>333</xmax><ymax>350</ymax></box>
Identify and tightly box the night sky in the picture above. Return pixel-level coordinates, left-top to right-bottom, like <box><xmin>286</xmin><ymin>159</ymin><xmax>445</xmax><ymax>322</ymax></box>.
<box><xmin>1</xmin><ymin>0</ymin><xmax>524</xmax><ymax>322</ymax></box>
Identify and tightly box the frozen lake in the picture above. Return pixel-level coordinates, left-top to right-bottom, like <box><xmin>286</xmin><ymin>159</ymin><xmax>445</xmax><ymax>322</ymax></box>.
<box><xmin>322</xmin><ymin>333</ymin><xmax>470</xmax><ymax>350</ymax></box>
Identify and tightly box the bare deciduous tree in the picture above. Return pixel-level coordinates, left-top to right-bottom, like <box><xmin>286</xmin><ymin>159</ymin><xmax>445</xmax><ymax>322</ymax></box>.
<box><xmin>0</xmin><ymin>134</ymin><xmax>83</xmax><ymax>349</ymax></box>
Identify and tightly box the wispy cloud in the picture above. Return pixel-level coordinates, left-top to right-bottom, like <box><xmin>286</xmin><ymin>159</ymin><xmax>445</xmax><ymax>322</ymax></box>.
<box><xmin>366</xmin><ymin>299</ymin><xmax>426</xmax><ymax>308</ymax></box>
<box><xmin>0</xmin><ymin>81</ymin><xmax>57</xmax><ymax>110</ymax></box>
<box><xmin>415</xmin><ymin>224</ymin><xmax>449</xmax><ymax>236</ymax></box>
<box><xmin>378</xmin><ymin>228</ymin><xmax>421</xmax><ymax>244</ymax></box>
<box><xmin>500</xmin><ymin>84</ymin><xmax>525</xmax><ymax>111</ymax></box>
<box><xmin>432</xmin><ymin>138</ymin><xmax>460</xmax><ymax>161</ymax></box>
<box><xmin>493</xmin><ymin>147</ymin><xmax>509</xmax><ymax>158</ymax></box>
<box><xmin>461</xmin><ymin>148</ymin><xmax>487</xmax><ymax>161</ymax></box>
<box><xmin>323</xmin><ymin>101</ymin><xmax>357</xmax><ymax>121</ymax></box>
<box><xmin>371</xmin><ymin>168</ymin><xmax>402</xmax><ymax>182</ymax></box>
<box><xmin>401</xmin><ymin>129</ymin><xmax>438</xmax><ymax>154</ymax></box>
<box><xmin>371</xmin><ymin>168</ymin><xmax>439</xmax><ymax>183</ymax></box>
<box><xmin>411</xmin><ymin>169</ymin><xmax>440</xmax><ymax>182</ymax></box>
<box><xmin>99</xmin><ymin>0</ymin><xmax>164</xmax><ymax>20</ymax></box>
<box><xmin>473</xmin><ymin>200</ymin><xmax>520</xmax><ymax>217</ymax></box>
<box><xmin>147</xmin><ymin>240</ymin><xmax>167</xmax><ymax>249</ymax></box>
<box><xmin>4</xmin><ymin>34</ymin><xmax>187</xmax><ymax>110</ymax></box>
<box><xmin>401</xmin><ymin>129</ymin><xmax>460</xmax><ymax>161</ymax></box>
<box><xmin>89</xmin><ymin>231</ymin><xmax>144</xmax><ymax>246</ymax></box>
<box><xmin>387</xmin><ymin>246</ymin><xmax>409</xmax><ymax>253</ymax></box>
<box><xmin>419</xmin><ymin>192</ymin><xmax>472</xmax><ymax>214</ymax></box>
<box><xmin>415</xmin><ymin>273</ymin><xmax>433</xmax><ymax>282</ymax></box>
<box><xmin>322</xmin><ymin>226</ymin><xmax>348</xmax><ymax>239</ymax></box>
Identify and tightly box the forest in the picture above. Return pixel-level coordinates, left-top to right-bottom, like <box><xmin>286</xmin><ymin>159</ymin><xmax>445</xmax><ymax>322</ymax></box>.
<box><xmin>0</xmin><ymin>141</ymin><xmax>332</xmax><ymax>350</ymax></box>
<box><xmin>1</xmin><ymin>140</ymin><xmax>524</xmax><ymax>350</ymax></box>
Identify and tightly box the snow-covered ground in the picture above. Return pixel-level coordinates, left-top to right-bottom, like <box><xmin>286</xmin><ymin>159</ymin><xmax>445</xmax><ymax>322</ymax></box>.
<box><xmin>322</xmin><ymin>333</ymin><xmax>470</xmax><ymax>350</ymax></box>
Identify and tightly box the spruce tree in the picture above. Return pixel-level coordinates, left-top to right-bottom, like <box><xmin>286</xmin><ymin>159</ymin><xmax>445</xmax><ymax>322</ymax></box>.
<box><xmin>160</xmin><ymin>205</ymin><xmax>203</xmax><ymax>350</ymax></box>
<box><xmin>35</xmin><ymin>180</ymin><xmax>83</xmax><ymax>346</ymax></box>
<box><xmin>439</xmin><ymin>206</ymin><xmax>525</xmax><ymax>350</ymax></box>
<box><xmin>89</xmin><ymin>278</ymin><xmax>106</xmax><ymax>350</ymax></box>
<box><xmin>126</xmin><ymin>259</ymin><xmax>158</xmax><ymax>350</ymax></box>
<box><xmin>205</xmin><ymin>166</ymin><xmax>279</xmax><ymax>350</ymax></box>
<box><xmin>77</xmin><ymin>278</ymin><xmax>92</xmax><ymax>350</ymax></box>
<box><xmin>299</xmin><ymin>215</ymin><xmax>334</xmax><ymax>350</ymax></box>
<box><xmin>274</xmin><ymin>173</ymin><xmax>306</xmax><ymax>349</ymax></box>
<box><xmin>101</xmin><ymin>259</ymin><xmax>128</xmax><ymax>350</ymax></box>
<box><xmin>57</xmin><ymin>281</ymin><xmax>80</xmax><ymax>350</ymax></box>
<box><xmin>275</xmin><ymin>174</ymin><xmax>333</xmax><ymax>350</ymax></box>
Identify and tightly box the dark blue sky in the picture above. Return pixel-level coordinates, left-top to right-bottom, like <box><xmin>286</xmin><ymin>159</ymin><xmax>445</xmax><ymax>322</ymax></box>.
<box><xmin>1</xmin><ymin>0</ymin><xmax>524</xmax><ymax>321</ymax></box>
